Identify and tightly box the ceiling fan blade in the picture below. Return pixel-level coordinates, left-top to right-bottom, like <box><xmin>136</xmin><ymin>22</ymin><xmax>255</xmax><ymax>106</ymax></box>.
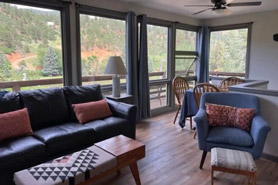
<box><xmin>193</xmin><ymin>8</ymin><xmax>213</xmax><ymax>15</ymax></box>
<box><xmin>227</xmin><ymin>2</ymin><xmax>262</xmax><ymax>7</ymax></box>
<box><xmin>184</xmin><ymin>5</ymin><xmax>214</xmax><ymax>7</ymax></box>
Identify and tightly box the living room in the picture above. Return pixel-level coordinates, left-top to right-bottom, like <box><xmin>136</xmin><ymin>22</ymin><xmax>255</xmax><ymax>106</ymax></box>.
<box><xmin>0</xmin><ymin>0</ymin><xmax>278</xmax><ymax>185</ymax></box>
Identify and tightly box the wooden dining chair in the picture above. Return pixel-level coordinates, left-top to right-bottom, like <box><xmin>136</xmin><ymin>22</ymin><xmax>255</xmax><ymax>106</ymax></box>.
<box><xmin>220</xmin><ymin>77</ymin><xmax>245</xmax><ymax>89</ymax></box>
<box><xmin>192</xmin><ymin>83</ymin><xmax>220</xmax><ymax>139</ymax></box>
<box><xmin>172</xmin><ymin>77</ymin><xmax>192</xmax><ymax>129</ymax></box>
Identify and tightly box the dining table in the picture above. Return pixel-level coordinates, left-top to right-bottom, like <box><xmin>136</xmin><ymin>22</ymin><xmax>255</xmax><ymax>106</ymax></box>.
<box><xmin>178</xmin><ymin>89</ymin><xmax>198</xmax><ymax>128</ymax></box>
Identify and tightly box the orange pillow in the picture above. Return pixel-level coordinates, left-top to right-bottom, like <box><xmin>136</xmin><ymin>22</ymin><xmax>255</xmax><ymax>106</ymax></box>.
<box><xmin>72</xmin><ymin>99</ymin><xmax>112</xmax><ymax>124</ymax></box>
<box><xmin>0</xmin><ymin>108</ymin><xmax>33</xmax><ymax>142</ymax></box>
<box><xmin>205</xmin><ymin>103</ymin><xmax>255</xmax><ymax>131</ymax></box>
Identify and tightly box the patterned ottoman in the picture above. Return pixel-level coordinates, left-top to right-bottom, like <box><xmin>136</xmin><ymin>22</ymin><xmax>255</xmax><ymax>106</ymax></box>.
<box><xmin>14</xmin><ymin>146</ymin><xmax>117</xmax><ymax>185</ymax></box>
<box><xmin>211</xmin><ymin>148</ymin><xmax>257</xmax><ymax>185</ymax></box>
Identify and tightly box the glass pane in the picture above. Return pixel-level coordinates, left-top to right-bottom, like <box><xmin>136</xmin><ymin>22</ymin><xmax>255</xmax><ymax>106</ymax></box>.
<box><xmin>147</xmin><ymin>25</ymin><xmax>168</xmax><ymax>81</ymax></box>
<box><xmin>209</xmin><ymin>28</ymin><xmax>248</xmax><ymax>75</ymax></box>
<box><xmin>80</xmin><ymin>15</ymin><xmax>126</xmax><ymax>90</ymax></box>
<box><xmin>0</xmin><ymin>3</ymin><xmax>63</xmax><ymax>91</ymax></box>
<box><xmin>175</xmin><ymin>58</ymin><xmax>196</xmax><ymax>77</ymax></box>
<box><xmin>150</xmin><ymin>84</ymin><xmax>168</xmax><ymax>110</ymax></box>
<box><xmin>176</xmin><ymin>29</ymin><xmax>197</xmax><ymax>51</ymax></box>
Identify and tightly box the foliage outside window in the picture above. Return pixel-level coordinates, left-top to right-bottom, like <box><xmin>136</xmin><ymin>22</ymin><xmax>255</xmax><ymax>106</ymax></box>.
<box><xmin>0</xmin><ymin>3</ymin><xmax>63</xmax><ymax>91</ymax></box>
<box><xmin>176</xmin><ymin>29</ymin><xmax>197</xmax><ymax>51</ymax></box>
<box><xmin>209</xmin><ymin>28</ymin><xmax>248</xmax><ymax>75</ymax></box>
<box><xmin>147</xmin><ymin>25</ymin><xmax>168</xmax><ymax>81</ymax></box>
<box><xmin>79</xmin><ymin>14</ymin><xmax>126</xmax><ymax>88</ymax></box>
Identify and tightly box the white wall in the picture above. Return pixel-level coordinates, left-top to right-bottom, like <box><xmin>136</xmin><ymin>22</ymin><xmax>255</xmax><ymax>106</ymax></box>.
<box><xmin>203</xmin><ymin>10</ymin><xmax>278</xmax><ymax>90</ymax></box>
<box><xmin>68</xmin><ymin>0</ymin><xmax>201</xmax><ymax>84</ymax></box>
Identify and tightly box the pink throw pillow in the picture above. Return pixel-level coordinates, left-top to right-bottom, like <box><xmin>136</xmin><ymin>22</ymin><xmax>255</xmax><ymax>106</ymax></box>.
<box><xmin>0</xmin><ymin>108</ymin><xmax>33</xmax><ymax>142</ymax></box>
<box><xmin>234</xmin><ymin>108</ymin><xmax>255</xmax><ymax>131</ymax></box>
<box><xmin>205</xmin><ymin>103</ymin><xmax>255</xmax><ymax>131</ymax></box>
<box><xmin>205</xmin><ymin>103</ymin><xmax>230</xmax><ymax>127</ymax></box>
<box><xmin>72</xmin><ymin>99</ymin><xmax>112</xmax><ymax>124</ymax></box>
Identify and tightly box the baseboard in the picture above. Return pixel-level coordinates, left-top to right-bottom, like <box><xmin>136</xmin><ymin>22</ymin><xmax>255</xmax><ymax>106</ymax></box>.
<box><xmin>261</xmin><ymin>153</ymin><xmax>278</xmax><ymax>162</ymax></box>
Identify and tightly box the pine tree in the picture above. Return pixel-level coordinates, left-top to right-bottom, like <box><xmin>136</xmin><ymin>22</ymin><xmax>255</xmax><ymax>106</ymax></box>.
<box><xmin>42</xmin><ymin>46</ymin><xmax>60</xmax><ymax>76</ymax></box>
<box><xmin>0</xmin><ymin>52</ymin><xmax>11</xmax><ymax>81</ymax></box>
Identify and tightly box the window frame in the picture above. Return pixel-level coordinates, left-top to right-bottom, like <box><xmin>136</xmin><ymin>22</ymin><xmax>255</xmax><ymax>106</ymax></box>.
<box><xmin>0</xmin><ymin>0</ymin><xmax>72</xmax><ymax>86</ymax></box>
<box><xmin>75</xmin><ymin>4</ymin><xmax>127</xmax><ymax>94</ymax></box>
<box><xmin>209</xmin><ymin>22</ymin><xmax>253</xmax><ymax>78</ymax></box>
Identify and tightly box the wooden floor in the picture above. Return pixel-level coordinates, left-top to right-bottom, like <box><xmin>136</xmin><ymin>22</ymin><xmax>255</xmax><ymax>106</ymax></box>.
<box><xmin>94</xmin><ymin>112</ymin><xmax>278</xmax><ymax>185</ymax></box>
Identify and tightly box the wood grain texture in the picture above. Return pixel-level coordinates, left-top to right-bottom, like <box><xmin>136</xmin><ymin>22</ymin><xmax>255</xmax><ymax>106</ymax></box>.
<box><xmin>91</xmin><ymin>112</ymin><xmax>278</xmax><ymax>185</ymax></box>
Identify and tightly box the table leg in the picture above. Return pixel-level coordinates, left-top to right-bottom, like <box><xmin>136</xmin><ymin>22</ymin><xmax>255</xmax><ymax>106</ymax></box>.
<box><xmin>129</xmin><ymin>162</ymin><xmax>141</xmax><ymax>185</ymax></box>
<box><xmin>211</xmin><ymin>169</ymin><xmax>214</xmax><ymax>185</ymax></box>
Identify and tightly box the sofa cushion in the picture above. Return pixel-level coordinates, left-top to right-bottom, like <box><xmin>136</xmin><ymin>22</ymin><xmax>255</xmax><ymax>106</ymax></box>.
<box><xmin>0</xmin><ymin>136</ymin><xmax>45</xmax><ymax>172</ymax></box>
<box><xmin>33</xmin><ymin>123</ymin><xmax>95</xmax><ymax>156</ymax></box>
<box><xmin>207</xmin><ymin>127</ymin><xmax>254</xmax><ymax>147</ymax></box>
<box><xmin>0</xmin><ymin>108</ymin><xmax>33</xmax><ymax>142</ymax></box>
<box><xmin>84</xmin><ymin>117</ymin><xmax>131</xmax><ymax>142</ymax></box>
<box><xmin>19</xmin><ymin>88</ymin><xmax>69</xmax><ymax>130</ymax></box>
<box><xmin>63</xmin><ymin>84</ymin><xmax>103</xmax><ymax>121</ymax></box>
<box><xmin>0</xmin><ymin>92</ymin><xmax>22</xmax><ymax>114</ymax></box>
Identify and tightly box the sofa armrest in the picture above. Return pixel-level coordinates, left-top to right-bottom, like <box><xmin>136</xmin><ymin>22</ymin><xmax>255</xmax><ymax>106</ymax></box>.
<box><xmin>250</xmin><ymin>115</ymin><xmax>271</xmax><ymax>159</ymax></box>
<box><xmin>194</xmin><ymin>109</ymin><xmax>209</xmax><ymax>151</ymax></box>
<box><xmin>106</xmin><ymin>99</ymin><xmax>137</xmax><ymax>139</ymax></box>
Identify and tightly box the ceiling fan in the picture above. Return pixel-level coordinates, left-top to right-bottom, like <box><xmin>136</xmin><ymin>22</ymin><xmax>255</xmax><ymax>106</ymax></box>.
<box><xmin>185</xmin><ymin>0</ymin><xmax>262</xmax><ymax>15</ymax></box>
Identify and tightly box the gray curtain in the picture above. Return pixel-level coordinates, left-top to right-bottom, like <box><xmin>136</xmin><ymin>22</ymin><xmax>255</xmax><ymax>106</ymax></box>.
<box><xmin>196</xmin><ymin>26</ymin><xmax>210</xmax><ymax>83</ymax></box>
<box><xmin>126</xmin><ymin>12</ymin><xmax>138</xmax><ymax>106</ymax></box>
<box><xmin>137</xmin><ymin>14</ymin><xmax>150</xmax><ymax>119</ymax></box>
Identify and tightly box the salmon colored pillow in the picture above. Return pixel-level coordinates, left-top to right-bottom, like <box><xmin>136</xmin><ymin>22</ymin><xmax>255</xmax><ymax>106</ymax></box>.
<box><xmin>234</xmin><ymin>108</ymin><xmax>255</xmax><ymax>131</ymax></box>
<box><xmin>206</xmin><ymin>103</ymin><xmax>255</xmax><ymax>131</ymax></box>
<box><xmin>0</xmin><ymin>108</ymin><xmax>33</xmax><ymax>142</ymax></box>
<box><xmin>205</xmin><ymin>103</ymin><xmax>230</xmax><ymax>127</ymax></box>
<box><xmin>72</xmin><ymin>99</ymin><xmax>112</xmax><ymax>124</ymax></box>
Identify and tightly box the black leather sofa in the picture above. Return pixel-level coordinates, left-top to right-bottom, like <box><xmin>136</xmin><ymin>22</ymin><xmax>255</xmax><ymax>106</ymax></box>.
<box><xmin>0</xmin><ymin>84</ymin><xmax>137</xmax><ymax>185</ymax></box>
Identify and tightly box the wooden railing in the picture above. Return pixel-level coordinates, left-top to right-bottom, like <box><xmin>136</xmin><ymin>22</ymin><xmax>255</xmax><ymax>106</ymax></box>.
<box><xmin>0</xmin><ymin>71</ymin><xmax>245</xmax><ymax>92</ymax></box>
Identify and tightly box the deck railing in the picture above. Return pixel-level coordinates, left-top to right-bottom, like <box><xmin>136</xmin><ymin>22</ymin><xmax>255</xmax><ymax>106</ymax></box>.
<box><xmin>0</xmin><ymin>71</ymin><xmax>245</xmax><ymax>92</ymax></box>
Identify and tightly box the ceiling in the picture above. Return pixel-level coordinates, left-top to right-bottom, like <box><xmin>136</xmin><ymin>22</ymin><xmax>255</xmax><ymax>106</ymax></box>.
<box><xmin>120</xmin><ymin>0</ymin><xmax>278</xmax><ymax>19</ymax></box>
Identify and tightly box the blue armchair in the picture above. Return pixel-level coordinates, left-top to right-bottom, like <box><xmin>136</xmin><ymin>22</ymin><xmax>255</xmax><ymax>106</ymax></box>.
<box><xmin>194</xmin><ymin>92</ymin><xmax>271</xmax><ymax>169</ymax></box>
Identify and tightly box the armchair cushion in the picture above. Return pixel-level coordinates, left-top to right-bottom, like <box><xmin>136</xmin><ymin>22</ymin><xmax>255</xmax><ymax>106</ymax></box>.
<box><xmin>207</xmin><ymin>127</ymin><xmax>254</xmax><ymax>147</ymax></box>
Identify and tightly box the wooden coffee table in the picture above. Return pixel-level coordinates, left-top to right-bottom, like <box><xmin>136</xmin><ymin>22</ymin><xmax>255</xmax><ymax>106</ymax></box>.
<box><xmin>80</xmin><ymin>135</ymin><xmax>145</xmax><ymax>185</ymax></box>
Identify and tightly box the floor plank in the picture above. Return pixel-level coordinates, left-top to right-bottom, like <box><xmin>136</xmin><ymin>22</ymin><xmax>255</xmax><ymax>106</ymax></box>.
<box><xmin>93</xmin><ymin>112</ymin><xmax>278</xmax><ymax>185</ymax></box>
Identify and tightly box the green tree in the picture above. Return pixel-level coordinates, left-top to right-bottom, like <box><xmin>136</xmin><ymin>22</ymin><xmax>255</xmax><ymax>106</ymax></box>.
<box><xmin>0</xmin><ymin>52</ymin><xmax>11</xmax><ymax>81</ymax></box>
<box><xmin>42</xmin><ymin>46</ymin><xmax>60</xmax><ymax>76</ymax></box>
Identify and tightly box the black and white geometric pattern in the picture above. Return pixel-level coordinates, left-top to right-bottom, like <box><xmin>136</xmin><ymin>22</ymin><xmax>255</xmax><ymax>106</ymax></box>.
<box><xmin>14</xmin><ymin>146</ymin><xmax>117</xmax><ymax>185</ymax></box>
<box><xmin>28</xmin><ymin>149</ymin><xmax>99</xmax><ymax>182</ymax></box>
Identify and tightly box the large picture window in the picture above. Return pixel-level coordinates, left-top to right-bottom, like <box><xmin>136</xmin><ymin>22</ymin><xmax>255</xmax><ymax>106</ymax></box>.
<box><xmin>79</xmin><ymin>14</ymin><xmax>126</xmax><ymax>93</ymax></box>
<box><xmin>209</xmin><ymin>28</ymin><xmax>249</xmax><ymax>77</ymax></box>
<box><xmin>0</xmin><ymin>2</ymin><xmax>65</xmax><ymax>91</ymax></box>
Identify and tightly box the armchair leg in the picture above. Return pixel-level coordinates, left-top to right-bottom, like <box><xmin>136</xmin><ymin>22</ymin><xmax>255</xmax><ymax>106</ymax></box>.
<box><xmin>199</xmin><ymin>151</ymin><xmax>207</xmax><ymax>169</ymax></box>
<box><xmin>193</xmin><ymin>130</ymin><xmax>197</xmax><ymax>139</ymax></box>
<box><xmin>173</xmin><ymin>105</ymin><xmax>181</xmax><ymax>124</ymax></box>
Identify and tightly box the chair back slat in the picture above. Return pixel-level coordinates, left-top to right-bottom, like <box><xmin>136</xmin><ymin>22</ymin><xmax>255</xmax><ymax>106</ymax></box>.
<box><xmin>193</xmin><ymin>83</ymin><xmax>220</xmax><ymax>109</ymax></box>
<box><xmin>172</xmin><ymin>77</ymin><xmax>189</xmax><ymax>105</ymax></box>
<box><xmin>220</xmin><ymin>77</ymin><xmax>245</xmax><ymax>89</ymax></box>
